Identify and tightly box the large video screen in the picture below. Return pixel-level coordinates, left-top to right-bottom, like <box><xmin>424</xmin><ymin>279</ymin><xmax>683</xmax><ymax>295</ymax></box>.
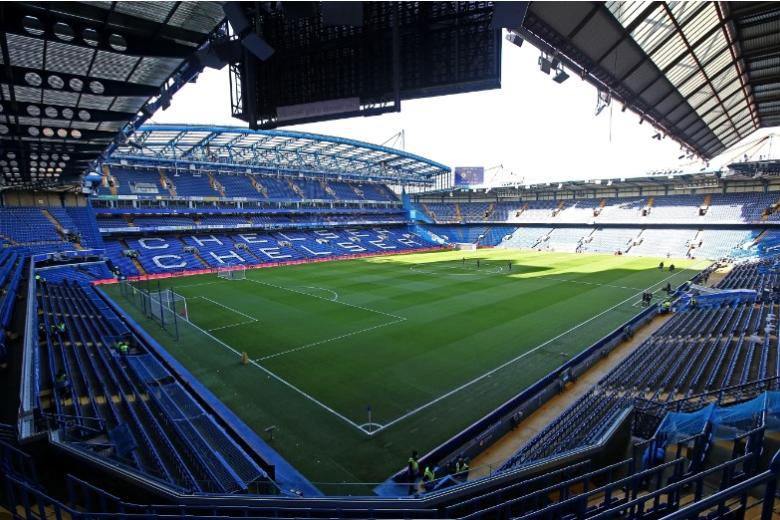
<box><xmin>454</xmin><ymin>167</ymin><xmax>484</xmax><ymax>186</ymax></box>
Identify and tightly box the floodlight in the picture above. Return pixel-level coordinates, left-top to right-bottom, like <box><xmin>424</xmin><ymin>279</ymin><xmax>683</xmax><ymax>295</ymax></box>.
<box><xmin>538</xmin><ymin>54</ymin><xmax>551</xmax><ymax>75</ymax></box>
<box><xmin>553</xmin><ymin>68</ymin><xmax>569</xmax><ymax>83</ymax></box>
<box><xmin>506</xmin><ymin>32</ymin><xmax>524</xmax><ymax>48</ymax></box>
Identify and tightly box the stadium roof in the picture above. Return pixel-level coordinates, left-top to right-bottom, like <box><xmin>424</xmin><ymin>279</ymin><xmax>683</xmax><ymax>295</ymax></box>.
<box><xmin>516</xmin><ymin>1</ymin><xmax>780</xmax><ymax>160</ymax></box>
<box><xmin>0</xmin><ymin>1</ymin><xmax>225</xmax><ymax>189</ymax></box>
<box><xmin>108</xmin><ymin>124</ymin><xmax>451</xmax><ymax>184</ymax></box>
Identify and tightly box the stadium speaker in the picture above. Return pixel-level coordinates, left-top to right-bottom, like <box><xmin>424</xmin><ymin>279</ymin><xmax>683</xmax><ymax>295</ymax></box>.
<box><xmin>506</xmin><ymin>31</ymin><xmax>524</xmax><ymax>48</ymax></box>
<box><xmin>242</xmin><ymin>33</ymin><xmax>275</xmax><ymax>61</ymax></box>
<box><xmin>490</xmin><ymin>1</ymin><xmax>529</xmax><ymax>30</ymax></box>
<box><xmin>223</xmin><ymin>2</ymin><xmax>250</xmax><ymax>34</ymax></box>
<box><xmin>195</xmin><ymin>38</ymin><xmax>244</xmax><ymax>69</ymax></box>
<box><xmin>321</xmin><ymin>2</ymin><xmax>363</xmax><ymax>26</ymax></box>
<box><xmin>538</xmin><ymin>55</ymin><xmax>552</xmax><ymax>75</ymax></box>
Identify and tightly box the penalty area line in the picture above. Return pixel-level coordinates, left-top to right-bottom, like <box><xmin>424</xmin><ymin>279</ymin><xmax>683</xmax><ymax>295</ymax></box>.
<box><xmin>197</xmin><ymin>296</ymin><xmax>259</xmax><ymax>322</ymax></box>
<box><xmin>257</xmin><ymin>317</ymin><xmax>406</xmax><ymax>361</ymax></box>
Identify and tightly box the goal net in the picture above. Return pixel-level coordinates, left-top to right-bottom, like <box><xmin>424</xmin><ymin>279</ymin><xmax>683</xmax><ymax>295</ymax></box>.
<box><xmin>454</xmin><ymin>242</ymin><xmax>477</xmax><ymax>251</ymax></box>
<box><xmin>217</xmin><ymin>265</ymin><xmax>246</xmax><ymax>280</ymax></box>
<box><xmin>149</xmin><ymin>288</ymin><xmax>188</xmax><ymax>321</ymax></box>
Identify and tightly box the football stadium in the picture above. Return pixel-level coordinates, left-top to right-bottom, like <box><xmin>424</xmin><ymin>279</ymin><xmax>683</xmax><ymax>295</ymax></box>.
<box><xmin>4</xmin><ymin>1</ymin><xmax>780</xmax><ymax>519</ymax></box>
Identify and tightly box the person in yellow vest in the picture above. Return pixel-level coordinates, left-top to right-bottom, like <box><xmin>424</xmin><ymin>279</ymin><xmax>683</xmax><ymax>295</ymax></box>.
<box><xmin>455</xmin><ymin>457</ymin><xmax>470</xmax><ymax>480</ymax></box>
<box><xmin>406</xmin><ymin>451</ymin><xmax>419</xmax><ymax>494</ymax></box>
<box><xmin>422</xmin><ymin>464</ymin><xmax>436</xmax><ymax>491</ymax></box>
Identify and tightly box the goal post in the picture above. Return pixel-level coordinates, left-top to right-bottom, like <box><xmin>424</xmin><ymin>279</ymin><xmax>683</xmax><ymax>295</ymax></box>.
<box><xmin>150</xmin><ymin>288</ymin><xmax>189</xmax><ymax>321</ymax></box>
<box><xmin>217</xmin><ymin>265</ymin><xmax>246</xmax><ymax>280</ymax></box>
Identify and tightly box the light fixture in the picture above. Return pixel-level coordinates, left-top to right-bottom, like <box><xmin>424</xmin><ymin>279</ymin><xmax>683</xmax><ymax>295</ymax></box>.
<box><xmin>553</xmin><ymin>66</ymin><xmax>569</xmax><ymax>84</ymax></box>
<box><xmin>505</xmin><ymin>31</ymin><xmax>524</xmax><ymax>48</ymax></box>
<box><xmin>538</xmin><ymin>53</ymin><xmax>552</xmax><ymax>75</ymax></box>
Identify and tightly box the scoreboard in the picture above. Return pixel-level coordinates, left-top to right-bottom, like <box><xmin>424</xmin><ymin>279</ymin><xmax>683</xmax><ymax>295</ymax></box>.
<box><xmin>454</xmin><ymin>167</ymin><xmax>485</xmax><ymax>186</ymax></box>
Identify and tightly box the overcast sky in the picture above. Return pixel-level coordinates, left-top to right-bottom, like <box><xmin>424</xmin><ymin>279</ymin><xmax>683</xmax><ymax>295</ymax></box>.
<box><xmin>152</xmin><ymin>35</ymin><xmax>778</xmax><ymax>186</ymax></box>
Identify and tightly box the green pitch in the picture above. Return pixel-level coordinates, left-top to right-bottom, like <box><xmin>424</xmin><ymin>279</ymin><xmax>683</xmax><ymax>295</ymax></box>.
<box><xmin>103</xmin><ymin>249</ymin><xmax>706</xmax><ymax>491</ymax></box>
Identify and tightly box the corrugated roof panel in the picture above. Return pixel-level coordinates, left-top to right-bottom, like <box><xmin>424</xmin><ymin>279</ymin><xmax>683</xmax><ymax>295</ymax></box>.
<box><xmin>6</xmin><ymin>33</ymin><xmax>44</xmax><ymax>69</ymax></box>
<box><xmin>650</xmin><ymin>32</ymin><xmax>687</xmax><ymax>70</ymax></box>
<box><xmin>679</xmin><ymin>3</ymin><xmax>718</xmax><ymax>45</ymax></box>
<box><xmin>167</xmin><ymin>2</ymin><xmax>227</xmax><ymax>34</ymax></box>
<box><xmin>692</xmin><ymin>30</ymin><xmax>726</xmax><ymax>65</ymax></box>
<box><xmin>128</xmin><ymin>57</ymin><xmax>181</xmax><ymax>87</ymax></box>
<box><xmin>632</xmin><ymin>9</ymin><xmax>675</xmax><ymax>52</ymax></box>
<box><xmin>666</xmin><ymin>54</ymin><xmax>698</xmax><ymax>86</ymax></box>
<box><xmin>678</xmin><ymin>71</ymin><xmax>707</xmax><ymax>97</ymax></box>
<box><xmin>90</xmin><ymin>50</ymin><xmax>139</xmax><ymax>82</ymax></box>
<box><xmin>110</xmin><ymin>95</ymin><xmax>149</xmax><ymax>112</ymax></box>
<box><xmin>42</xmin><ymin>90</ymin><xmax>80</xmax><ymax>106</ymax></box>
<box><xmin>607</xmin><ymin>1</ymin><xmax>654</xmax><ymax>27</ymax></box>
<box><xmin>44</xmin><ymin>41</ymin><xmax>94</xmax><ymax>76</ymax></box>
<box><xmin>113</xmin><ymin>2</ymin><xmax>178</xmax><ymax>23</ymax></box>
<box><xmin>77</xmin><ymin>94</ymin><xmax>113</xmax><ymax>110</ymax></box>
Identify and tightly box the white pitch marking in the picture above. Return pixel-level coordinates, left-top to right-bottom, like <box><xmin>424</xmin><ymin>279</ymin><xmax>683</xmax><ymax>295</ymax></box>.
<box><xmin>257</xmin><ymin>317</ymin><xmax>405</xmax><ymax>361</ymax></box>
<box><xmin>246</xmin><ymin>278</ymin><xmax>404</xmax><ymax>320</ymax></box>
<box><xmin>368</xmin><ymin>260</ymin><xmax>712</xmax><ymax>434</ymax></box>
<box><xmin>197</xmin><ymin>296</ymin><xmax>259</xmax><ymax>322</ymax></box>
<box><xmin>170</xmin><ymin>310</ymin><xmax>369</xmax><ymax>434</ymax></box>
<box><xmin>175</xmin><ymin>281</ymin><xmax>223</xmax><ymax>289</ymax></box>
<box><xmin>208</xmin><ymin>320</ymin><xmax>257</xmax><ymax>332</ymax></box>
<box><xmin>297</xmin><ymin>286</ymin><xmax>339</xmax><ymax>301</ymax></box>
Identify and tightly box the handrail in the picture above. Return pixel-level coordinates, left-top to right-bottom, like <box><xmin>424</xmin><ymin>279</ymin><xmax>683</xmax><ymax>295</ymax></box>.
<box><xmin>18</xmin><ymin>255</ymin><xmax>38</xmax><ymax>440</ymax></box>
<box><xmin>586</xmin><ymin>453</ymin><xmax>756</xmax><ymax>520</ymax></box>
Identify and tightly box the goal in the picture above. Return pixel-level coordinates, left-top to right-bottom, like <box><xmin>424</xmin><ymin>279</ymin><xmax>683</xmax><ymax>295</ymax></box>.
<box><xmin>454</xmin><ymin>242</ymin><xmax>477</xmax><ymax>251</ymax></box>
<box><xmin>149</xmin><ymin>288</ymin><xmax>188</xmax><ymax>321</ymax></box>
<box><xmin>217</xmin><ymin>265</ymin><xmax>246</xmax><ymax>281</ymax></box>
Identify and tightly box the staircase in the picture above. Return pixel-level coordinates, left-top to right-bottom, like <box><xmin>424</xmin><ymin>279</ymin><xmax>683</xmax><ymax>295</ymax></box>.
<box><xmin>250</xmin><ymin>176</ymin><xmax>268</xmax><ymax>198</ymax></box>
<box><xmin>454</xmin><ymin>203</ymin><xmax>462</xmax><ymax>222</ymax></box>
<box><xmin>518</xmin><ymin>203</ymin><xmax>528</xmax><ymax>217</ymax></box>
<box><xmin>484</xmin><ymin>202</ymin><xmax>496</xmax><ymax>220</ymax></box>
<box><xmin>42</xmin><ymin>209</ymin><xmax>83</xmax><ymax>249</ymax></box>
<box><xmin>321</xmin><ymin>179</ymin><xmax>336</xmax><ymax>198</ymax></box>
<box><xmin>287</xmin><ymin>179</ymin><xmax>305</xmax><ymax>198</ymax></box>
<box><xmin>179</xmin><ymin>238</ymin><xmax>210</xmax><ymax>267</ymax></box>
<box><xmin>421</xmin><ymin>203</ymin><xmax>435</xmax><ymax>221</ymax></box>
<box><xmin>120</xmin><ymin>239</ymin><xmax>146</xmax><ymax>275</ymax></box>
<box><xmin>159</xmin><ymin>168</ymin><xmax>176</xmax><ymax>196</ymax></box>
<box><xmin>761</xmin><ymin>196</ymin><xmax>780</xmax><ymax>221</ymax></box>
<box><xmin>532</xmin><ymin>229</ymin><xmax>554</xmax><ymax>248</ymax></box>
<box><xmin>590</xmin><ymin>199</ymin><xmax>606</xmax><ymax>217</ymax></box>
<box><xmin>687</xmin><ymin>229</ymin><xmax>703</xmax><ymax>256</ymax></box>
<box><xmin>750</xmin><ymin>229</ymin><xmax>769</xmax><ymax>248</ymax></box>
<box><xmin>625</xmin><ymin>229</ymin><xmax>645</xmax><ymax>254</ymax></box>
<box><xmin>208</xmin><ymin>174</ymin><xmax>226</xmax><ymax>197</ymax></box>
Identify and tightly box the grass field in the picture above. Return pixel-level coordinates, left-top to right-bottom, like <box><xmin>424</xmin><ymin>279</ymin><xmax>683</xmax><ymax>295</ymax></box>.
<box><xmin>103</xmin><ymin>249</ymin><xmax>707</xmax><ymax>491</ymax></box>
